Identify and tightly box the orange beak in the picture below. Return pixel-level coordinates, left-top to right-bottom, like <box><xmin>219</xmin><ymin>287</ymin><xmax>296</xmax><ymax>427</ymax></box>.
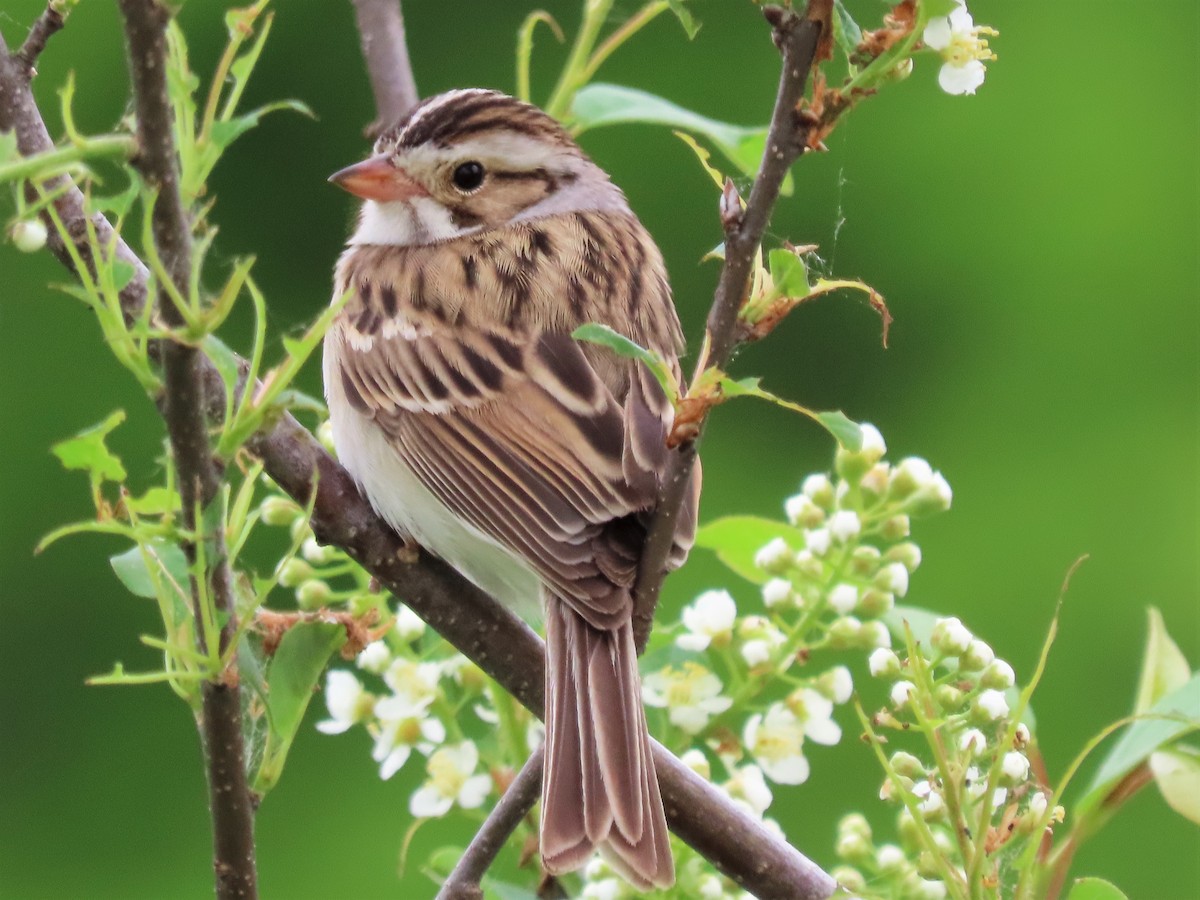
<box><xmin>328</xmin><ymin>154</ymin><xmax>428</xmax><ymax>202</ymax></box>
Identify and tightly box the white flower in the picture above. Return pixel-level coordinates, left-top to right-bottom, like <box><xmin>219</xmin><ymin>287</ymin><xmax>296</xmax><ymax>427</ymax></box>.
<box><xmin>761</xmin><ymin>577</ymin><xmax>795</xmax><ymax>609</ymax></box>
<box><xmin>409</xmin><ymin>741</ymin><xmax>492</xmax><ymax>818</ymax></box>
<box><xmin>931</xmin><ymin>616</ymin><xmax>973</xmax><ymax>656</ymax></box>
<box><xmin>982</xmin><ymin>659</ymin><xmax>1016</xmax><ymax>690</ymax></box>
<box><xmin>828</xmin><ymin>511</ymin><xmax>862</xmax><ymax>543</ymax></box>
<box><xmin>802</xmin><ymin>473</ymin><xmax>834</xmax><ymax>504</ymax></box>
<box><xmin>393</xmin><ymin>604</ymin><xmax>426</xmax><ymax>642</ymax></box>
<box><xmin>821</xmin><ymin>665</ymin><xmax>854</xmax><ymax>705</ymax></box>
<box><xmin>959</xmin><ymin>728</ymin><xmax>987</xmax><ymax>757</ymax></box>
<box><xmin>642</xmin><ymin>662</ymin><xmax>733</xmax><ymax>733</ymax></box>
<box><xmin>678</xmin><ymin>589</ymin><xmax>738</xmax><ymax>651</ymax></box>
<box><xmin>870</xmin><ymin>647</ymin><xmax>901</xmax><ymax>678</ymax></box>
<box><xmin>382</xmin><ymin>658</ymin><xmax>441</xmax><ymax>711</ymax></box>
<box><xmin>1001</xmin><ymin>751</ymin><xmax>1030</xmax><ymax>783</ymax></box>
<box><xmin>724</xmin><ymin>764</ymin><xmax>774</xmax><ymax>817</ymax></box>
<box><xmin>680</xmin><ymin>748</ymin><xmax>711</xmax><ymax>779</ymax></box>
<box><xmin>317</xmin><ymin>670</ymin><xmax>370</xmax><ymax>734</ymax></box>
<box><xmin>754</xmin><ymin>537</ymin><xmax>792</xmax><ymax>571</ymax></box>
<box><xmin>790</xmin><ymin>687</ymin><xmax>842</xmax><ymax>745</ymax></box>
<box><xmin>923</xmin><ymin>2</ymin><xmax>998</xmax><ymax>96</ymax></box>
<box><xmin>829</xmin><ymin>583</ymin><xmax>859</xmax><ymax>615</ymax></box>
<box><xmin>975</xmin><ymin>688</ymin><xmax>1010</xmax><ymax>721</ymax></box>
<box><xmin>891</xmin><ymin>680</ymin><xmax>916</xmax><ymax>708</ymax></box>
<box><xmin>804</xmin><ymin>527</ymin><xmax>832</xmax><ymax>556</ymax></box>
<box><xmin>741</xmin><ymin>639</ymin><xmax>773</xmax><ymax>667</ymax></box>
<box><xmin>913</xmin><ymin>780</ymin><xmax>945</xmax><ymax>818</ymax></box>
<box><xmin>744</xmin><ymin>703</ymin><xmax>811</xmax><ymax>784</ymax></box>
<box><xmin>785</xmin><ymin>493</ymin><xmax>824</xmax><ymax>527</ymax></box>
<box><xmin>876</xmin><ymin>562</ymin><xmax>909</xmax><ymax>598</ymax></box>
<box><xmin>356</xmin><ymin>641</ymin><xmax>391</xmax><ymax>675</ymax></box>
<box><xmin>858</xmin><ymin>423</ymin><xmax>887</xmax><ymax>461</ymax></box>
<box><xmin>371</xmin><ymin>696</ymin><xmax>446</xmax><ymax>780</ymax></box>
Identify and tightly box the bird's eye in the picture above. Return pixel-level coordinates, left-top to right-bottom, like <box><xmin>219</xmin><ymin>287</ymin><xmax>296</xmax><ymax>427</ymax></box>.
<box><xmin>452</xmin><ymin>161</ymin><xmax>485</xmax><ymax>192</ymax></box>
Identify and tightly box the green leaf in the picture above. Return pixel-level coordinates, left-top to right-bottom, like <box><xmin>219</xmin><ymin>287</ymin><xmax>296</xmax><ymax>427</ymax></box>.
<box><xmin>572</xmin><ymin>322</ymin><xmax>677</xmax><ymax>401</ymax></box>
<box><xmin>1065</xmin><ymin>877</ymin><xmax>1130</xmax><ymax>900</ymax></box>
<box><xmin>110</xmin><ymin>541</ymin><xmax>189</xmax><ymax>600</ymax></box>
<box><xmin>123</xmin><ymin>486</ymin><xmax>180</xmax><ymax>516</ymax></box>
<box><xmin>816</xmin><ymin>410</ymin><xmax>863</xmax><ymax>452</ymax></box>
<box><xmin>832</xmin><ymin>1</ymin><xmax>863</xmax><ymax>60</ymax></box>
<box><xmin>254</xmin><ymin>621</ymin><xmax>347</xmax><ymax>794</ymax></box>
<box><xmin>208</xmin><ymin>100</ymin><xmax>313</xmax><ymax>152</ymax></box>
<box><xmin>571</xmin><ymin>84</ymin><xmax>789</xmax><ymax>194</ymax></box>
<box><xmin>695</xmin><ymin>515</ymin><xmax>808</xmax><ymax>585</ymax></box>
<box><xmin>768</xmin><ymin>248</ymin><xmax>810</xmax><ymax>299</ymax></box>
<box><xmin>1149</xmin><ymin>745</ymin><xmax>1200</xmax><ymax>824</ymax></box>
<box><xmin>884</xmin><ymin>604</ymin><xmax>943</xmax><ymax>646</ymax></box>
<box><xmin>1134</xmin><ymin>607</ymin><xmax>1191</xmax><ymax>714</ymax></box>
<box><xmin>1078</xmin><ymin>673</ymin><xmax>1200</xmax><ymax>819</ymax></box>
<box><xmin>482</xmin><ymin>880</ymin><xmax>542</xmax><ymax>900</ymax></box>
<box><xmin>51</xmin><ymin>410</ymin><xmax>127</xmax><ymax>483</ymax></box>
<box><xmin>665</xmin><ymin>0</ymin><xmax>701</xmax><ymax>40</ymax></box>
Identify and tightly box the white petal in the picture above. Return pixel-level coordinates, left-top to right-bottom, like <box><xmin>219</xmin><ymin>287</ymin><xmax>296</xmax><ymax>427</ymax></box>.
<box><xmin>939</xmin><ymin>59</ymin><xmax>986</xmax><ymax>96</ymax></box>
<box><xmin>379</xmin><ymin>746</ymin><xmax>411</xmax><ymax>780</ymax></box>
<box><xmin>671</xmin><ymin>706</ymin><xmax>712</xmax><ymax>733</ymax></box>
<box><xmin>761</xmin><ymin>753</ymin><xmax>810</xmax><ymax>786</ymax></box>
<box><xmin>315</xmin><ymin>719</ymin><xmax>353</xmax><ymax>735</ymax></box>
<box><xmin>948</xmin><ymin>5</ymin><xmax>975</xmax><ymax>32</ymax></box>
<box><xmin>805</xmin><ymin>716</ymin><xmax>842</xmax><ymax>746</ymax></box>
<box><xmin>923</xmin><ymin>16</ymin><xmax>952</xmax><ymax>50</ymax></box>
<box><xmin>701</xmin><ymin>695</ymin><xmax>734</xmax><ymax>715</ymax></box>
<box><xmin>409</xmin><ymin>785</ymin><xmax>453</xmax><ymax>818</ymax></box>
<box><xmin>676</xmin><ymin>633</ymin><xmax>712</xmax><ymax>652</ymax></box>
<box><xmin>421</xmin><ymin>718</ymin><xmax>447</xmax><ymax>744</ymax></box>
<box><xmin>458</xmin><ymin>773</ymin><xmax>493</xmax><ymax>809</ymax></box>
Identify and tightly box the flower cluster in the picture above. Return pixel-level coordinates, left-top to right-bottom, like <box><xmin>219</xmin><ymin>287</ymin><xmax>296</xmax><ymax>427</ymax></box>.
<box><xmin>833</xmin><ymin>615</ymin><xmax>1065</xmax><ymax>896</ymax></box>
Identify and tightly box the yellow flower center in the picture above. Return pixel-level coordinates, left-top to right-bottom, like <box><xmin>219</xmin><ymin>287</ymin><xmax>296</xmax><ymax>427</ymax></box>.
<box><xmin>946</xmin><ymin>26</ymin><xmax>999</xmax><ymax>67</ymax></box>
<box><xmin>753</xmin><ymin>722</ymin><xmax>803</xmax><ymax>761</ymax></box>
<box><xmin>427</xmin><ymin>749</ymin><xmax>468</xmax><ymax>796</ymax></box>
<box><xmin>663</xmin><ymin>662</ymin><xmax>711</xmax><ymax>705</ymax></box>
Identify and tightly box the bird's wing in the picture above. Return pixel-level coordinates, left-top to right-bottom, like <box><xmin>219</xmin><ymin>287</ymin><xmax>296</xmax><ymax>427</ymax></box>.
<box><xmin>331</xmin><ymin>312</ymin><xmax>672</xmax><ymax>630</ymax></box>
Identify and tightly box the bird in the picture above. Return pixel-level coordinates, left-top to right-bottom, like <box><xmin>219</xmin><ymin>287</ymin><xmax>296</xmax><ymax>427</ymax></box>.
<box><xmin>323</xmin><ymin>88</ymin><xmax>700</xmax><ymax>889</ymax></box>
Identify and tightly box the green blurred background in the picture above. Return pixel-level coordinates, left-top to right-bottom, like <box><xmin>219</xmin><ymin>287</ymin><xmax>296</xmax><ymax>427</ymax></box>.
<box><xmin>1</xmin><ymin>1</ymin><xmax>1196</xmax><ymax>897</ymax></box>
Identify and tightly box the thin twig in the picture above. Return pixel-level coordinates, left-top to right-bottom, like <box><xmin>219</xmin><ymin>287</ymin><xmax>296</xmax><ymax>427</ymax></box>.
<box><xmin>438</xmin><ymin>747</ymin><xmax>546</xmax><ymax>900</ymax></box>
<box><xmin>15</xmin><ymin>2</ymin><xmax>65</xmax><ymax>72</ymax></box>
<box><xmin>116</xmin><ymin>2</ymin><xmax>257</xmax><ymax>897</ymax></box>
<box><xmin>349</xmin><ymin>0</ymin><xmax>419</xmax><ymax>137</ymax></box>
<box><xmin>0</xmin><ymin>10</ymin><xmax>837</xmax><ymax>899</ymax></box>
<box><xmin>632</xmin><ymin>1</ymin><xmax>831</xmax><ymax>652</ymax></box>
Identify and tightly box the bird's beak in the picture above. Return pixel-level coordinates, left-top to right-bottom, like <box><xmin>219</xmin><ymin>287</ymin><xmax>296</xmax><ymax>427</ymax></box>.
<box><xmin>328</xmin><ymin>154</ymin><xmax>427</xmax><ymax>202</ymax></box>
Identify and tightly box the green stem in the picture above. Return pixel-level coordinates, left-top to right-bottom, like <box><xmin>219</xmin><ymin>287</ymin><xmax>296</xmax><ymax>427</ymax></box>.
<box><xmin>578</xmin><ymin>1</ymin><xmax>668</xmax><ymax>85</ymax></box>
<box><xmin>0</xmin><ymin>135</ymin><xmax>134</xmax><ymax>185</ymax></box>
<box><xmin>545</xmin><ymin>0</ymin><xmax>616</xmax><ymax>121</ymax></box>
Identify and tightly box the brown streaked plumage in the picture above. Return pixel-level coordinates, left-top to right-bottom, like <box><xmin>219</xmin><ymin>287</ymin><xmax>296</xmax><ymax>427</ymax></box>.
<box><xmin>324</xmin><ymin>89</ymin><xmax>699</xmax><ymax>889</ymax></box>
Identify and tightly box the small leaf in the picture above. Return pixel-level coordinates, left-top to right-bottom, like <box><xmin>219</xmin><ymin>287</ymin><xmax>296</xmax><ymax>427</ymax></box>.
<box><xmin>768</xmin><ymin>248</ymin><xmax>810</xmax><ymax>299</ymax></box>
<box><xmin>208</xmin><ymin>100</ymin><xmax>313</xmax><ymax>152</ymax></box>
<box><xmin>1149</xmin><ymin>746</ymin><xmax>1200</xmax><ymax>824</ymax></box>
<box><xmin>832</xmin><ymin>1</ymin><xmax>863</xmax><ymax>59</ymax></box>
<box><xmin>123</xmin><ymin>486</ymin><xmax>180</xmax><ymax>516</ymax></box>
<box><xmin>110</xmin><ymin>261</ymin><xmax>136</xmax><ymax>292</ymax></box>
<box><xmin>572</xmin><ymin>323</ymin><xmax>677</xmax><ymax>401</ymax></box>
<box><xmin>1134</xmin><ymin>607</ymin><xmax>1191</xmax><ymax>714</ymax></box>
<box><xmin>695</xmin><ymin>515</ymin><xmax>809</xmax><ymax>585</ymax></box>
<box><xmin>254</xmin><ymin>621</ymin><xmax>347</xmax><ymax>794</ymax></box>
<box><xmin>110</xmin><ymin>541</ymin><xmax>190</xmax><ymax>600</ymax></box>
<box><xmin>51</xmin><ymin>410</ymin><xmax>127</xmax><ymax>483</ymax></box>
<box><xmin>1079</xmin><ymin>673</ymin><xmax>1200</xmax><ymax>819</ymax></box>
<box><xmin>674</xmin><ymin>131</ymin><xmax>726</xmax><ymax>190</ymax></box>
<box><xmin>665</xmin><ymin>0</ymin><xmax>701</xmax><ymax>40</ymax></box>
<box><xmin>1065</xmin><ymin>878</ymin><xmax>1130</xmax><ymax>900</ymax></box>
<box><xmin>816</xmin><ymin>410</ymin><xmax>863</xmax><ymax>451</ymax></box>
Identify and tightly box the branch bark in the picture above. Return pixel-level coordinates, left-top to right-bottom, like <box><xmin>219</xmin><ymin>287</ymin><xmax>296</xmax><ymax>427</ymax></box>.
<box><xmin>116</xmin><ymin>2</ymin><xmax>257</xmax><ymax>897</ymax></box>
<box><xmin>350</xmin><ymin>0</ymin><xmax>419</xmax><ymax>136</ymax></box>
<box><xmin>633</xmin><ymin>1</ymin><xmax>831</xmax><ymax>651</ymax></box>
<box><xmin>0</xmin><ymin>4</ymin><xmax>837</xmax><ymax>898</ymax></box>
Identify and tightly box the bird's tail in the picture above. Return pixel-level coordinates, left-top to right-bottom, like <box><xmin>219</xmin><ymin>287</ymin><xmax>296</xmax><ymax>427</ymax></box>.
<box><xmin>540</xmin><ymin>598</ymin><xmax>674</xmax><ymax>889</ymax></box>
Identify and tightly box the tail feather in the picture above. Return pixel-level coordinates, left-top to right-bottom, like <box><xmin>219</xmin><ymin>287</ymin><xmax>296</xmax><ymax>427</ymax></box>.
<box><xmin>541</xmin><ymin>599</ymin><xmax>674</xmax><ymax>888</ymax></box>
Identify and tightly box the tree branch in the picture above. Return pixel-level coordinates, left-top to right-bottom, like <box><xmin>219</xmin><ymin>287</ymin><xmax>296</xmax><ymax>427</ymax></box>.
<box><xmin>115</xmin><ymin>2</ymin><xmax>256</xmax><ymax>897</ymax></box>
<box><xmin>349</xmin><ymin>0</ymin><xmax>419</xmax><ymax>137</ymax></box>
<box><xmin>632</xmin><ymin>0</ymin><xmax>831</xmax><ymax>652</ymax></box>
<box><xmin>0</xmin><ymin>5</ymin><xmax>837</xmax><ymax>898</ymax></box>
<box><xmin>438</xmin><ymin>747</ymin><xmax>546</xmax><ymax>900</ymax></box>
<box><xmin>15</xmin><ymin>2</ymin><xmax>64</xmax><ymax>72</ymax></box>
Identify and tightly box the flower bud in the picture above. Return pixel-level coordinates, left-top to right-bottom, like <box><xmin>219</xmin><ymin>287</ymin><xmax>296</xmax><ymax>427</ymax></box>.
<box><xmin>829</xmin><ymin>582</ymin><xmax>859</xmax><ymax>615</ymax></box>
<box><xmin>356</xmin><ymin>641</ymin><xmax>391</xmax><ymax>674</ymax></box>
<box><xmin>857</xmin><ymin>588</ymin><xmax>894</xmax><ymax>617</ymax></box>
<box><xmin>260</xmin><ymin>496</ymin><xmax>301</xmax><ymax>526</ymax></box>
<box><xmin>830</xmin><ymin>866</ymin><xmax>866</xmax><ymax>892</ymax></box>
<box><xmin>860</xmin><ymin>463</ymin><xmax>891</xmax><ymax>503</ymax></box>
<box><xmin>303</xmin><ymin>536</ymin><xmax>341</xmax><ymax>565</ymax></box>
<box><xmin>959</xmin><ymin>728</ymin><xmax>987</xmax><ymax>757</ymax></box>
<box><xmin>276</xmin><ymin>557</ymin><xmax>313</xmax><ymax>588</ymax></box>
<box><xmin>880</xmin><ymin>514</ymin><xmax>911</xmax><ymax>540</ymax></box>
<box><xmin>9</xmin><ymin>218</ymin><xmax>47</xmax><ymax>253</ymax></box>
<box><xmin>316</xmin><ymin>419</ymin><xmax>337</xmax><ymax>456</ymax></box>
<box><xmin>818</xmin><ymin>665</ymin><xmax>854</xmax><ymax>704</ymax></box>
<box><xmin>1013</xmin><ymin>722</ymin><xmax>1031</xmax><ymax>749</ymax></box>
<box><xmin>850</xmin><ymin>545</ymin><xmax>882</xmax><ymax>577</ymax></box>
<box><xmin>875</xmin><ymin>562</ymin><xmax>910</xmax><ymax>597</ymax></box>
<box><xmin>973</xmin><ymin>688</ymin><xmax>1010</xmax><ymax>722</ymax></box>
<box><xmin>959</xmin><ymin>640</ymin><xmax>995</xmax><ymax>671</ymax></box>
<box><xmin>804</xmin><ymin>527</ymin><xmax>832</xmax><ymax>556</ymax></box>
<box><xmin>835</xmin><ymin>423</ymin><xmax>887</xmax><ymax>483</ymax></box>
<box><xmin>680</xmin><ymin>748</ymin><xmax>711</xmax><ymax>780</ymax></box>
<box><xmin>859</xmin><ymin>620</ymin><xmax>892</xmax><ymax>649</ymax></box>
<box><xmin>890</xmin><ymin>750</ymin><xmax>925</xmax><ymax>779</ymax></box>
<box><xmin>869</xmin><ymin>647</ymin><xmax>902</xmax><ymax>678</ymax></box>
<box><xmin>802</xmin><ymin>473</ymin><xmax>835</xmax><ymax>508</ymax></box>
<box><xmin>931</xmin><ymin>616</ymin><xmax>973</xmax><ymax>656</ymax></box>
<box><xmin>890</xmin><ymin>680</ymin><xmax>916</xmax><ymax>708</ymax></box>
<box><xmin>793</xmin><ymin>549</ymin><xmax>824</xmax><ymax>580</ymax></box>
<box><xmin>785</xmin><ymin>493</ymin><xmax>825</xmax><ymax>528</ymax></box>
<box><xmin>754</xmin><ymin>537</ymin><xmax>793</xmax><ymax>573</ymax></box>
<box><xmin>296</xmin><ymin>578</ymin><xmax>332</xmax><ymax>609</ymax></box>
<box><xmin>908</xmin><ymin>472</ymin><xmax>953</xmax><ymax>516</ymax></box>
<box><xmin>1000</xmin><ymin>750</ymin><xmax>1030</xmax><ymax>784</ymax></box>
<box><xmin>875</xmin><ymin>844</ymin><xmax>906</xmax><ymax>872</ymax></box>
<box><xmin>886</xmin><ymin>542</ymin><xmax>923</xmax><ymax>572</ymax></box>
<box><xmin>829</xmin><ymin>510</ymin><xmax>862</xmax><ymax>543</ymax></box>
<box><xmin>835</xmin><ymin>831</ymin><xmax>872</xmax><ymax>863</ymax></box>
<box><xmin>888</xmin><ymin>457</ymin><xmax>934</xmax><ymax>501</ymax></box>
<box><xmin>761</xmin><ymin>577</ymin><xmax>795</xmax><ymax>610</ymax></box>
<box><xmin>981</xmin><ymin>659</ymin><xmax>1016</xmax><ymax>690</ymax></box>
<box><xmin>838</xmin><ymin>812</ymin><xmax>872</xmax><ymax>840</ymax></box>
<box><xmin>828</xmin><ymin>615</ymin><xmax>862</xmax><ymax>649</ymax></box>
<box><xmin>896</xmin><ymin>809</ymin><xmax>921</xmax><ymax>848</ymax></box>
<box><xmin>934</xmin><ymin>684</ymin><xmax>964</xmax><ymax>712</ymax></box>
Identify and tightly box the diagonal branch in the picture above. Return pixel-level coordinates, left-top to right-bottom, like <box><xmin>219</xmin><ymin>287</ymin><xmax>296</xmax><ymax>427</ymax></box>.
<box><xmin>633</xmin><ymin>0</ymin><xmax>832</xmax><ymax>652</ymax></box>
<box><xmin>1</xmin><ymin>6</ymin><xmax>836</xmax><ymax>899</ymax></box>
<box><xmin>350</xmin><ymin>0</ymin><xmax>419</xmax><ymax>137</ymax></box>
<box><xmin>116</xmin><ymin>2</ymin><xmax>257</xmax><ymax>898</ymax></box>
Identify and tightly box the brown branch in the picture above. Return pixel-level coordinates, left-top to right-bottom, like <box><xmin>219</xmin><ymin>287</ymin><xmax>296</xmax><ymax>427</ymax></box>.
<box><xmin>1</xmin><ymin>5</ymin><xmax>837</xmax><ymax>897</ymax></box>
<box><xmin>115</xmin><ymin>2</ymin><xmax>256</xmax><ymax>898</ymax></box>
<box><xmin>349</xmin><ymin>0</ymin><xmax>419</xmax><ymax>137</ymax></box>
<box><xmin>633</xmin><ymin>1</ymin><xmax>831</xmax><ymax>652</ymax></box>
<box><xmin>438</xmin><ymin>747</ymin><xmax>546</xmax><ymax>900</ymax></box>
<box><xmin>15</xmin><ymin>2</ymin><xmax>65</xmax><ymax>72</ymax></box>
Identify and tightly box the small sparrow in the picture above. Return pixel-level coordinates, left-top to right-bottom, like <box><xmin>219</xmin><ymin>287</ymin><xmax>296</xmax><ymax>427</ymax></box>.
<box><xmin>324</xmin><ymin>88</ymin><xmax>699</xmax><ymax>889</ymax></box>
